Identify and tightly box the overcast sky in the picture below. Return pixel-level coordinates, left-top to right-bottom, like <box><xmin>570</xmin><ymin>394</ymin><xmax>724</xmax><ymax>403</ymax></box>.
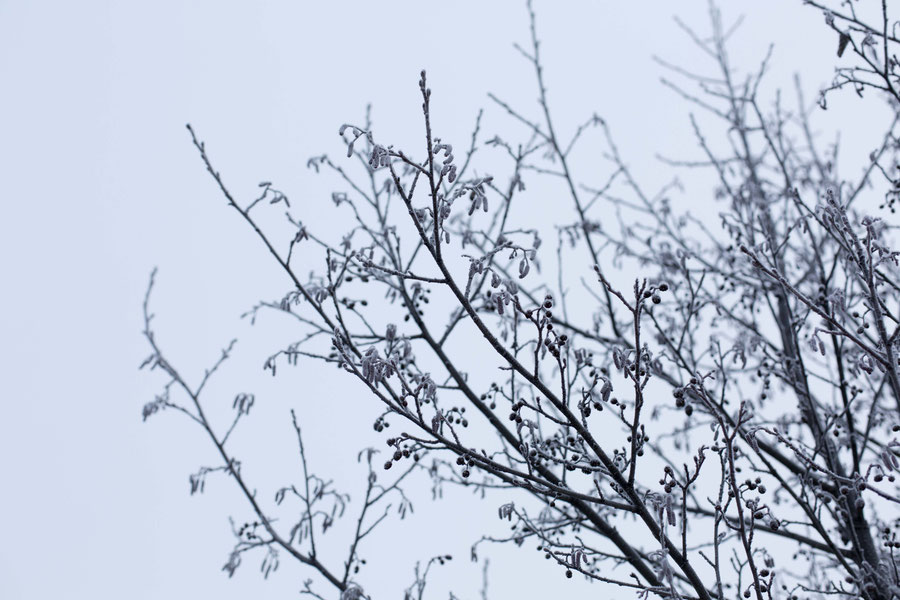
<box><xmin>0</xmin><ymin>1</ymin><xmax>887</xmax><ymax>599</ymax></box>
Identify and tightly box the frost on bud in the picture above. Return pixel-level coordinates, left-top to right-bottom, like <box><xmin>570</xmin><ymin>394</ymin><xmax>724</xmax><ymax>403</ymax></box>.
<box><xmin>232</xmin><ymin>393</ymin><xmax>255</xmax><ymax>416</ymax></box>
<box><xmin>458</xmin><ymin>177</ymin><xmax>493</xmax><ymax>215</ymax></box>
<box><xmin>858</xmin><ymin>354</ymin><xmax>874</xmax><ymax>375</ymax></box>
<box><xmin>518</xmin><ymin>258</ymin><xmax>530</xmax><ymax>279</ymax></box>
<box><xmin>613</xmin><ymin>348</ymin><xmax>626</xmax><ymax>370</ymax></box>
<box><xmin>341</xmin><ymin>585</ymin><xmax>366</xmax><ymax>600</ymax></box>
<box><xmin>434</xmin><ymin>142</ymin><xmax>454</xmax><ymax>166</ymax></box>
<box><xmin>368</xmin><ymin>144</ymin><xmax>390</xmax><ymax>169</ymax></box>
<box><xmin>465</xmin><ymin>257</ymin><xmax>485</xmax><ymax>297</ymax></box>
<box><xmin>571</xmin><ymin>548</ymin><xmax>585</xmax><ymax>570</ymax></box>
<box><xmin>417</xmin><ymin>373</ymin><xmax>437</xmax><ymax>403</ymax></box>
<box><xmin>744</xmin><ymin>428</ymin><xmax>761</xmax><ymax>453</ymax></box>
<box><xmin>599</xmin><ymin>377</ymin><xmax>612</xmax><ymax>403</ymax></box>
<box><xmin>808</xmin><ymin>333</ymin><xmax>826</xmax><ymax>356</ymax></box>
<box><xmin>362</xmin><ymin>347</ymin><xmax>398</xmax><ymax>385</ymax></box>
<box><xmin>664</xmin><ymin>493</ymin><xmax>676</xmax><ymax>526</ymax></box>
<box><xmin>439</xmin><ymin>162</ymin><xmax>457</xmax><ymax>183</ymax></box>
<box><xmin>498</xmin><ymin>502</ymin><xmax>515</xmax><ymax>520</ymax></box>
<box><xmin>339</xmin><ymin>124</ymin><xmax>372</xmax><ymax>157</ymax></box>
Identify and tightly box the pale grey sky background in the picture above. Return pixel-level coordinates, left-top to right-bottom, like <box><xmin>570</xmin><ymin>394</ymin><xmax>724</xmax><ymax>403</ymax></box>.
<box><xmin>0</xmin><ymin>1</ymin><xmax>888</xmax><ymax>599</ymax></box>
